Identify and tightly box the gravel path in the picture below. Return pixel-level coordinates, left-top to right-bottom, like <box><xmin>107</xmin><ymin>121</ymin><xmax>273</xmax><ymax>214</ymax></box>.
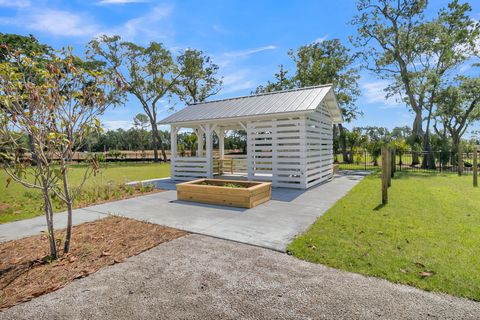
<box><xmin>1</xmin><ymin>234</ymin><xmax>478</xmax><ymax>320</ymax></box>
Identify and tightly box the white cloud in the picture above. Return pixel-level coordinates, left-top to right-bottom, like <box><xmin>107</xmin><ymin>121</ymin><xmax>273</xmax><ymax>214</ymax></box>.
<box><xmin>313</xmin><ymin>35</ymin><xmax>328</xmax><ymax>43</ymax></box>
<box><xmin>99</xmin><ymin>4</ymin><xmax>173</xmax><ymax>41</ymax></box>
<box><xmin>0</xmin><ymin>3</ymin><xmax>172</xmax><ymax>41</ymax></box>
<box><xmin>362</xmin><ymin>80</ymin><xmax>403</xmax><ymax>108</ymax></box>
<box><xmin>0</xmin><ymin>8</ymin><xmax>100</xmax><ymax>37</ymax></box>
<box><xmin>224</xmin><ymin>45</ymin><xmax>277</xmax><ymax>58</ymax></box>
<box><xmin>102</xmin><ymin>120</ymin><xmax>133</xmax><ymax>130</ymax></box>
<box><xmin>215</xmin><ymin>45</ymin><xmax>277</xmax><ymax>68</ymax></box>
<box><xmin>27</xmin><ymin>9</ymin><xmax>100</xmax><ymax>37</ymax></box>
<box><xmin>98</xmin><ymin>0</ymin><xmax>148</xmax><ymax>4</ymax></box>
<box><xmin>0</xmin><ymin>0</ymin><xmax>30</xmax><ymax>8</ymax></box>
<box><xmin>220</xmin><ymin>70</ymin><xmax>256</xmax><ymax>94</ymax></box>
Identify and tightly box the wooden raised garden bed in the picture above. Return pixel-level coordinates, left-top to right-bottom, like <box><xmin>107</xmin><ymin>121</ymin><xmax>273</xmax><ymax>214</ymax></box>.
<box><xmin>176</xmin><ymin>179</ymin><xmax>272</xmax><ymax>208</ymax></box>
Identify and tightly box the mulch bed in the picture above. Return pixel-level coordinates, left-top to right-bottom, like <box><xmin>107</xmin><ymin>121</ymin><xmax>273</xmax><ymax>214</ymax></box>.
<box><xmin>0</xmin><ymin>217</ymin><xmax>187</xmax><ymax>309</ymax></box>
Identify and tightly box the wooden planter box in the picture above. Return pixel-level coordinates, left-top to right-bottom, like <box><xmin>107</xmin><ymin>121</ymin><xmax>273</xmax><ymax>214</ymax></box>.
<box><xmin>176</xmin><ymin>179</ymin><xmax>272</xmax><ymax>208</ymax></box>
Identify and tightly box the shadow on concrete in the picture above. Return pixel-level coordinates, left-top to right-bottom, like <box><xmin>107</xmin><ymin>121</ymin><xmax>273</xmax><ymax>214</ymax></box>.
<box><xmin>168</xmin><ymin>200</ymin><xmax>248</xmax><ymax>212</ymax></box>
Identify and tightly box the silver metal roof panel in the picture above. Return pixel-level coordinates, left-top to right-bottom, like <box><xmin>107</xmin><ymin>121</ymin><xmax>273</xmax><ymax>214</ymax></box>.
<box><xmin>159</xmin><ymin>84</ymin><xmax>342</xmax><ymax>125</ymax></box>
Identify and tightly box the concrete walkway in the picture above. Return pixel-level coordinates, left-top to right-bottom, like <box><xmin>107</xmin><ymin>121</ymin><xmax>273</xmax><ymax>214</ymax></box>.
<box><xmin>2</xmin><ymin>234</ymin><xmax>478</xmax><ymax>320</ymax></box>
<box><xmin>0</xmin><ymin>171</ymin><xmax>367</xmax><ymax>251</ymax></box>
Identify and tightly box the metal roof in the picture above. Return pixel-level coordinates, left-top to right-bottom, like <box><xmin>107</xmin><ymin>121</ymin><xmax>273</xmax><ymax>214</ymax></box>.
<box><xmin>159</xmin><ymin>84</ymin><xmax>343</xmax><ymax>125</ymax></box>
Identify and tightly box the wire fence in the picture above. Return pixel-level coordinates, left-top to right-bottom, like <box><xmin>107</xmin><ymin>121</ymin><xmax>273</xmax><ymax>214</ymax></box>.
<box><xmin>335</xmin><ymin>150</ymin><xmax>479</xmax><ymax>174</ymax></box>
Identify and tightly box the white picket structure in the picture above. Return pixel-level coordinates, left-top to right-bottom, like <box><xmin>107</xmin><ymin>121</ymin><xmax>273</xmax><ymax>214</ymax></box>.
<box><xmin>162</xmin><ymin>85</ymin><xmax>341</xmax><ymax>189</ymax></box>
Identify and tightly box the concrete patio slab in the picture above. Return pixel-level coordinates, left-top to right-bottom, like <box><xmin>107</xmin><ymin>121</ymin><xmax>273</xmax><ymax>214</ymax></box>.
<box><xmin>0</xmin><ymin>171</ymin><xmax>368</xmax><ymax>251</ymax></box>
<box><xmin>2</xmin><ymin>234</ymin><xmax>478</xmax><ymax>320</ymax></box>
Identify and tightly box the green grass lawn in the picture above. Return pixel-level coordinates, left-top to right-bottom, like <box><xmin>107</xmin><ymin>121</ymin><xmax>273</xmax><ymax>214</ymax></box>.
<box><xmin>288</xmin><ymin>171</ymin><xmax>480</xmax><ymax>301</ymax></box>
<box><xmin>0</xmin><ymin>162</ymin><xmax>170</xmax><ymax>224</ymax></box>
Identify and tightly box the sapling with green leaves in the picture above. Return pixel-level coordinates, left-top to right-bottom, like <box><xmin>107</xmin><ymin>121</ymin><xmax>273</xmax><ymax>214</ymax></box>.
<box><xmin>0</xmin><ymin>46</ymin><xmax>121</xmax><ymax>257</ymax></box>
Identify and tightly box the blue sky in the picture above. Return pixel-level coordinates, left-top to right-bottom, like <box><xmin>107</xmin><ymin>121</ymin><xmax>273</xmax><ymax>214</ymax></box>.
<box><xmin>0</xmin><ymin>0</ymin><xmax>479</xmax><ymax>132</ymax></box>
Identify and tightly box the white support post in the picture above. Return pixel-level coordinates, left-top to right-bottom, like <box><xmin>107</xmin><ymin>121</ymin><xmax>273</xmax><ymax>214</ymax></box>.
<box><xmin>195</xmin><ymin>127</ymin><xmax>204</xmax><ymax>157</ymax></box>
<box><xmin>298</xmin><ymin>116</ymin><xmax>307</xmax><ymax>189</ymax></box>
<box><xmin>205</xmin><ymin>124</ymin><xmax>215</xmax><ymax>178</ymax></box>
<box><xmin>170</xmin><ymin>125</ymin><xmax>178</xmax><ymax>179</ymax></box>
<box><xmin>271</xmin><ymin>119</ymin><xmax>277</xmax><ymax>186</ymax></box>
<box><xmin>246</xmin><ymin>122</ymin><xmax>254</xmax><ymax>181</ymax></box>
<box><xmin>218</xmin><ymin>129</ymin><xmax>225</xmax><ymax>160</ymax></box>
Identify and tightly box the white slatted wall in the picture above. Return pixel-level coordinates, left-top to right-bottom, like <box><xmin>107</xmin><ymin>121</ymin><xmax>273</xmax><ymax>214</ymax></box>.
<box><xmin>247</xmin><ymin>109</ymin><xmax>333</xmax><ymax>189</ymax></box>
<box><xmin>172</xmin><ymin>157</ymin><xmax>208</xmax><ymax>181</ymax></box>
<box><xmin>305</xmin><ymin>104</ymin><xmax>334</xmax><ymax>188</ymax></box>
<box><xmin>247</xmin><ymin>117</ymin><xmax>307</xmax><ymax>188</ymax></box>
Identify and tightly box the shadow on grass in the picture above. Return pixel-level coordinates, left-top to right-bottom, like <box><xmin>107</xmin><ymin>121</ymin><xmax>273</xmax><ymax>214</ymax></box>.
<box><xmin>373</xmin><ymin>203</ymin><xmax>386</xmax><ymax>211</ymax></box>
<box><xmin>393</xmin><ymin>171</ymin><xmax>454</xmax><ymax>180</ymax></box>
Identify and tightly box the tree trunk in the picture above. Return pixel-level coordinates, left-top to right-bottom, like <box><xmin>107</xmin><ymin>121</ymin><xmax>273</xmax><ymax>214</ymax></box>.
<box><xmin>42</xmin><ymin>183</ymin><xmax>57</xmax><ymax>259</ymax></box>
<box><xmin>61</xmin><ymin>164</ymin><xmax>74</xmax><ymax>254</ymax></box>
<box><xmin>152</xmin><ymin>123</ymin><xmax>167</xmax><ymax>162</ymax></box>
<box><xmin>151</xmin><ymin>131</ymin><xmax>159</xmax><ymax>162</ymax></box>
<box><xmin>338</xmin><ymin>124</ymin><xmax>349</xmax><ymax>163</ymax></box>
<box><xmin>421</xmin><ymin>132</ymin><xmax>436</xmax><ymax>170</ymax></box>
<box><xmin>27</xmin><ymin>134</ymin><xmax>38</xmax><ymax>165</ymax></box>
<box><xmin>421</xmin><ymin>107</ymin><xmax>436</xmax><ymax>170</ymax></box>
<box><xmin>411</xmin><ymin>112</ymin><xmax>423</xmax><ymax>166</ymax></box>
<box><xmin>332</xmin><ymin>125</ymin><xmax>339</xmax><ymax>158</ymax></box>
<box><xmin>452</xmin><ymin>135</ymin><xmax>462</xmax><ymax>175</ymax></box>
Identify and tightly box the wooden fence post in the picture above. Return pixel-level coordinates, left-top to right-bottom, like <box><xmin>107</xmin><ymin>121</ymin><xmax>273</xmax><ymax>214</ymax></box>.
<box><xmin>381</xmin><ymin>146</ymin><xmax>389</xmax><ymax>205</ymax></box>
<box><xmin>391</xmin><ymin>148</ymin><xmax>395</xmax><ymax>177</ymax></box>
<box><xmin>474</xmin><ymin>146</ymin><xmax>478</xmax><ymax>187</ymax></box>
<box><xmin>386</xmin><ymin>147</ymin><xmax>392</xmax><ymax>187</ymax></box>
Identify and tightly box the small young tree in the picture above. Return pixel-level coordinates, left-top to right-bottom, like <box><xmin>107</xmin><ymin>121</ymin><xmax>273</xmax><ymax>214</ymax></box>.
<box><xmin>0</xmin><ymin>47</ymin><xmax>120</xmax><ymax>257</ymax></box>
<box><xmin>0</xmin><ymin>55</ymin><xmax>61</xmax><ymax>257</ymax></box>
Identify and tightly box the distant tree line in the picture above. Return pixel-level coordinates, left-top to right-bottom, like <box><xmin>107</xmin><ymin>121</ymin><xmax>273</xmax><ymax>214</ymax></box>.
<box><xmin>334</xmin><ymin>125</ymin><xmax>480</xmax><ymax>167</ymax></box>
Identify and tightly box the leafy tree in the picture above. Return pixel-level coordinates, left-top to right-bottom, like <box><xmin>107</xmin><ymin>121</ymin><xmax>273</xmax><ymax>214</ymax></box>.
<box><xmin>435</xmin><ymin>76</ymin><xmax>480</xmax><ymax>157</ymax></box>
<box><xmin>0</xmin><ymin>33</ymin><xmax>52</xmax><ymax>62</ymax></box>
<box><xmin>177</xmin><ymin>132</ymin><xmax>198</xmax><ymax>156</ymax></box>
<box><xmin>351</xmin><ymin>0</ymin><xmax>479</xmax><ymax>168</ymax></box>
<box><xmin>253</xmin><ymin>64</ymin><xmax>293</xmax><ymax>94</ymax></box>
<box><xmin>359</xmin><ymin>126</ymin><xmax>391</xmax><ymax>166</ymax></box>
<box><xmin>177</xmin><ymin>49</ymin><xmax>222</xmax><ymax>104</ymax></box>
<box><xmin>133</xmin><ymin>113</ymin><xmax>150</xmax><ymax>130</ymax></box>
<box><xmin>0</xmin><ymin>34</ymin><xmax>53</xmax><ymax>162</ymax></box>
<box><xmin>0</xmin><ymin>47</ymin><xmax>119</xmax><ymax>257</ymax></box>
<box><xmin>88</xmin><ymin>35</ymin><xmax>178</xmax><ymax>162</ymax></box>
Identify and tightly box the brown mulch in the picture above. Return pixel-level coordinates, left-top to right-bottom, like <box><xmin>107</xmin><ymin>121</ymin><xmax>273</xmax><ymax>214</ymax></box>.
<box><xmin>0</xmin><ymin>217</ymin><xmax>187</xmax><ymax>309</ymax></box>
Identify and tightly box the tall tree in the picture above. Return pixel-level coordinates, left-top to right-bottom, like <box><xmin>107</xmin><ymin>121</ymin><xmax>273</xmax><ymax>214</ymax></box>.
<box><xmin>352</xmin><ymin>0</ymin><xmax>479</xmax><ymax>167</ymax></box>
<box><xmin>176</xmin><ymin>49</ymin><xmax>222</xmax><ymax>104</ymax></box>
<box><xmin>88</xmin><ymin>35</ymin><xmax>178</xmax><ymax>162</ymax></box>
<box><xmin>434</xmin><ymin>76</ymin><xmax>480</xmax><ymax>157</ymax></box>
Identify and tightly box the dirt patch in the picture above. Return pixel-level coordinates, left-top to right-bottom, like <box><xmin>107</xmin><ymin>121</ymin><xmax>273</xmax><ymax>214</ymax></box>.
<box><xmin>0</xmin><ymin>216</ymin><xmax>187</xmax><ymax>309</ymax></box>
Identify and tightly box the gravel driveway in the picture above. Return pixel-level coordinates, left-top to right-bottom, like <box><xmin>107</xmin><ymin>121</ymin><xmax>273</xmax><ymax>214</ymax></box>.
<box><xmin>1</xmin><ymin>234</ymin><xmax>478</xmax><ymax>320</ymax></box>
